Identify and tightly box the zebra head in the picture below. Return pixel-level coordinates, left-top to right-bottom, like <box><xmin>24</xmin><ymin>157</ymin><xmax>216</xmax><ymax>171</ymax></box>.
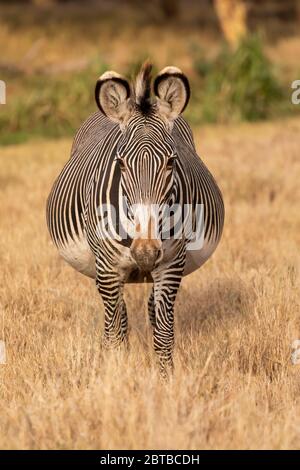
<box><xmin>95</xmin><ymin>62</ymin><xmax>190</xmax><ymax>272</ymax></box>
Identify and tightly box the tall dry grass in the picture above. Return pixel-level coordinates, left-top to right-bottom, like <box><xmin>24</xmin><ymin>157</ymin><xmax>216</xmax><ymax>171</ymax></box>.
<box><xmin>0</xmin><ymin>118</ymin><xmax>300</xmax><ymax>449</ymax></box>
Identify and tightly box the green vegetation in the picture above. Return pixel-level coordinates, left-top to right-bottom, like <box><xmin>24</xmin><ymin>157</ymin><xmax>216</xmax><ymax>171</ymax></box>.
<box><xmin>0</xmin><ymin>58</ymin><xmax>107</xmax><ymax>145</ymax></box>
<box><xmin>0</xmin><ymin>36</ymin><xmax>296</xmax><ymax>145</ymax></box>
<box><xmin>191</xmin><ymin>35</ymin><xmax>290</xmax><ymax>124</ymax></box>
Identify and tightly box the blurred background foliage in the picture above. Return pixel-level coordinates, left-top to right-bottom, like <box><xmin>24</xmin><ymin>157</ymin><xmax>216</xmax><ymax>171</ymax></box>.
<box><xmin>0</xmin><ymin>0</ymin><xmax>300</xmax><ymax>144</ymax></box>
<box><xmin>193</xmin><ymin>35</ymin><xmax>285</xmax><ymax>123</ymax></box>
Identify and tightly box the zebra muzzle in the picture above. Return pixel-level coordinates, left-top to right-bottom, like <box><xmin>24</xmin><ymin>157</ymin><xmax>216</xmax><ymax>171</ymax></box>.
<box><xmin>130</xmin><ymin>238</ymin><xmax>162</xmax><ymax>272</ymax></box>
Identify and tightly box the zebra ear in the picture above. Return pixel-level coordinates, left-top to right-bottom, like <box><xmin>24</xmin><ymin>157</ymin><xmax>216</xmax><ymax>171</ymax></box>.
<box><xmin>154</xmin><ymin>66</ymin><xmax>190</xmax><ymax>121</ymax></box>
<box><xmin>95</xmin><ymin>71</ymin><xmax>132</xmax><ymax>124</ymax></box>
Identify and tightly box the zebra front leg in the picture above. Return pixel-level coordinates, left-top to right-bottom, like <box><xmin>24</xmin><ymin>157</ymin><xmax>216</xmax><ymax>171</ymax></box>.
<box><xmin>95</xmin><ymin>267</ymin><xmax>128</xmax><ymax>349</ymax></box>
<box><xmin>152</xmin><ymin>270</ymin><xmax>184</xmax><ymax>375</ymax></box>
<box><xmin>119</xmin><ymin>298</ymin><xmax>129</xmax><ymax>348</ymax></box>
<box><xmin>147</xmin><ymin>286</ymin><xmax>156</xmax><ymax>328</ymax></box>
<box><xmin>151</xmin><ymin>243</ymin><xmax>186</xmax><ymax>375</ymax></box>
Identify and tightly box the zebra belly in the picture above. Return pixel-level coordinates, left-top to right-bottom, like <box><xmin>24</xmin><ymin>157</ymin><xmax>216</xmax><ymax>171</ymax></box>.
<box><xmin>58</xmin><ymin>235</ymin><xmax>96</xmax><ymax>279</ymax></box>
<box><xmin>183</xmin><ymin>239</ymin><xmax>218</xmax><ymax>276</ymax></box>
<box><xmin>56</xmin><ymin>236</ymin><xmax>217</xmax><ymax>282</ymax></box>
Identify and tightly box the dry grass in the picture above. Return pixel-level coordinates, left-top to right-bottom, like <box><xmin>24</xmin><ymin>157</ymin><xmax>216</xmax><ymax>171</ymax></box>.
<box><xmin>1</xmin><ymin>117</ymin><xmax>300</xmax><ymax>450</ymax></box>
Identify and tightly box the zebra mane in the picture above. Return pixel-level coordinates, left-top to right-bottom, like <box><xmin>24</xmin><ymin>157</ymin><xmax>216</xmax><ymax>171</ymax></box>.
<box><xmin>133</xmin><ymin>61</ymin><xmax>153</xmax><ymax>116</ymax></box>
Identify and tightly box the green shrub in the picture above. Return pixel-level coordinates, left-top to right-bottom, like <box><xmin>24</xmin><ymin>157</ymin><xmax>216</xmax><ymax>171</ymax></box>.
<box><xmin>0</xmin><ymin>38</ymin><xmax>295</xmax><ymax>146</ymax></box>
<box><xmin>193</xmin><ymin>35</ymin><xmax>285</xmax><ymax>123</ymax></box>
<box><xmin>0</xmin><ymin>58</ymin><xmax>108</xmax><ymax>145</ymax></box>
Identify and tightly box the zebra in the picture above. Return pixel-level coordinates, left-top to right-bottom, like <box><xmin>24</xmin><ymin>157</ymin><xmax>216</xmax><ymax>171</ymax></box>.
<box><xmin>46</xmin><ymin>62</ymin><xmax>224</xmax><ymax>374</ymax></box>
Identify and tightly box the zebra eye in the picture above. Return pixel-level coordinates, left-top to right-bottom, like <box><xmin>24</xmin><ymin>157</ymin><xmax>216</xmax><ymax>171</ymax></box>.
<box><xmin>167</xmin><ymin>155</ymin><xmax>176</xmax><ymax>168</ymax></box>
<box><xmin>115</xmin><ymin>156</ymin><xmax>125</xmax><ymax>170</ymax></box>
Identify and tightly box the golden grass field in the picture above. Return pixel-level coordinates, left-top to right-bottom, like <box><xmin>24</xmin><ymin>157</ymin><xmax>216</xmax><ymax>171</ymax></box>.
<box><xmin>0</xmin><ymin>116</ymin><xmax>300</xmax><ymax>449</ymax></box>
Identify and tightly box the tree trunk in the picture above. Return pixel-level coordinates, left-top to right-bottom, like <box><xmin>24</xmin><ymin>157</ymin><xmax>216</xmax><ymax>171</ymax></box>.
<box><xmin>214</xmin><ymin>0</ymin><xmax>248</xmax><ymax>47</ymax></box>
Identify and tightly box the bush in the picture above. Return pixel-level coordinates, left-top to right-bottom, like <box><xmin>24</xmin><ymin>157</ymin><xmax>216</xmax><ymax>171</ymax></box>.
<box><xmin>0</xmin><ymin>58</ymin><xmax>108</xmax><ymax>145</ymax></box>
<box><xmin>193</xmin><ymin>35</ymin><xmax>285</xmax><ymax>123</ymax></box>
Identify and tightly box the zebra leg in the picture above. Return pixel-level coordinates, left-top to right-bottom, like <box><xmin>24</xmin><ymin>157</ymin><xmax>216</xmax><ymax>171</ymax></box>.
<box><xmin>152</xmin><ymin>270</ymin><xmax>184</xmax><ymax>375</ymax></box>
<box><xmin>151</xmin><ymin>278</ymin><xmax>179</xmax><ymax>375</ymax></box>
<box><xmin>151</xmin><ymin>245</ymin><xmax>186</xmax><ymax>375</ymax></box>
<box><xmin>95</xmin><ymin>266</ymin><xmax>128</xmax><ymax>349</ymax></box>
<box><xmin>120</xmin><ymin>298</ymin><xmax>129</xmax><ymax>347</ymax></box>
<box><xmin>147</xmin><ymin>286</ymin><xmax>156</xmax><ymax>328</ymax></box>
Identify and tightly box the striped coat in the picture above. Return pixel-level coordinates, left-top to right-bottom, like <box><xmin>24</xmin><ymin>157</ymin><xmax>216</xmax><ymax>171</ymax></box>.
<box><xmin>47</xmin><ymin>63</ymin><xmax>224</xmax><ymax>374</ymax></box>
